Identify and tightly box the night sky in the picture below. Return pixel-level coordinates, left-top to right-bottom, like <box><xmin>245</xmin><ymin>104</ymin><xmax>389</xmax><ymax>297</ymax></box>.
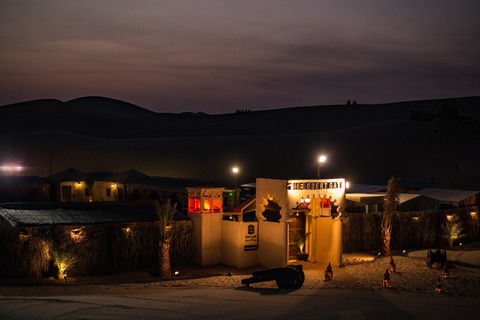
<box><xmin>1</xmin><ymin>1</ymin><xmax>479</xmax><ymax>114</ymax></box>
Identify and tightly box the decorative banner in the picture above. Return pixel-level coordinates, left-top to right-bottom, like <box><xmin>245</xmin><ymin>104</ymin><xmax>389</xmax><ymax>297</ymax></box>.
<box><xmin>244</xmin><ymin>223</ymin><xmax>258</xmax><ymax>251</ymax></box>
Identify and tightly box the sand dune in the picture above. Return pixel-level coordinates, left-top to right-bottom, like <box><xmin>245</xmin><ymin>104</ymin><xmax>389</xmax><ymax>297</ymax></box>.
<box><xmin>1</xmin><ymin>96</ymin><xmax>479</xmax><ymax>188</ymax></box>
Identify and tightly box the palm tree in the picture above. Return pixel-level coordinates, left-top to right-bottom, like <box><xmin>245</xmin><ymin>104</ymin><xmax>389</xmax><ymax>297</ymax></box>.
<box><xmin>52</xmin><ymin>246</ymin><xmax>78</xmax><ymax>280</ymax></box>
<box><xmin>155</xmin><ymin>199</ymin><xmax>176</xmax><ymax>278</ymax></box>
<box><xmin>442</xmin><ymin>220</ymin><xmax>466</xmax><ymax>247</ymax></box>
<box><xmin>381</xmin><ymin>177</ymin><xmax>401</xmax><ymax>256</ymax></box>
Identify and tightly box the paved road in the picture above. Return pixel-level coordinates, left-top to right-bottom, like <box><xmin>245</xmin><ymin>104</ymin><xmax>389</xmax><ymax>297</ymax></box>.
<box><xmin>1</xmin><ymin>287</ymin><xmax>478</xmax><ymax>320</ymax></box>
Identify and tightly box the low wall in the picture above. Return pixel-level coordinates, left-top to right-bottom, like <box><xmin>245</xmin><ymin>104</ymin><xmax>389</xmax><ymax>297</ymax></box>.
<box><xmin>343</xmin><ymin>206</ymin><xmax>480</xmax><ymax>253</ymax></box>
<box><xmin>258</xmin><ymin>220</ymin><xmax>288</xmax><ymax>268</ymax></box>
<box><xmin>221</xmin><ymin>220</ymin><xmax>258</xmax><ymax>269</ymax></box>
<box><xmin>0</xmin><ymin>220</ymin><xmax>193</xmax><ymax>278</ymax></box>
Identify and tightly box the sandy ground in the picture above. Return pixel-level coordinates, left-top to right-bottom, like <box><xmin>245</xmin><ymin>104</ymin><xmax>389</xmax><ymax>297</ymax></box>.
<box><xmin>2</xmin><ymin>246</ymin><xmax>480</xmax><ymax>299</ymax></box>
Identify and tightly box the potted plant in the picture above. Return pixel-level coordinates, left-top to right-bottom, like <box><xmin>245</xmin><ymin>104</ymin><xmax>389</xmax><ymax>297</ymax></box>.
<box><xmin>292</xmin><ymin>232</ymin><xmax>311</xmax><ymax>261</ymax></box>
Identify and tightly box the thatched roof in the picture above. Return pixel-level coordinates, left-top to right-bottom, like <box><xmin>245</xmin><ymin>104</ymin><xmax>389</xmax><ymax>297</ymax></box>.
<box><xmin>0</xmin><ymin>202</ymin><xmax>160</xmax><ymax>227</ymax></box>
<box><xmin>105</xmin><ymin>169</ymin><xmax>153</xmax><ymax>184</ymax></box>
<box><xmin>415</xmin><ymin>188</ymin><xmax>479</xmax><ymax>203</ymax></box>
<box><xmin>47</xmin><ymin>168</ymin><xmax>89</xmax><ymax>182</ymax></box>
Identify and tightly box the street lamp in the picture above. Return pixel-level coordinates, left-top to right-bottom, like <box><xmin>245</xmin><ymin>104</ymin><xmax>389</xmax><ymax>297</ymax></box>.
<box><xmin>232</xmin><ymin>167</ymin><xmax>239</xmax><ymax>206</ymax></box>
<box><xmin>318</xmin><ymin>155</ymin><xmax>326</xmax><ymax>178</ymax></box>
<box><xmin>48</xmin><ymin>152</ymin><xmax>54</xmax><ymax>177</ymax></box>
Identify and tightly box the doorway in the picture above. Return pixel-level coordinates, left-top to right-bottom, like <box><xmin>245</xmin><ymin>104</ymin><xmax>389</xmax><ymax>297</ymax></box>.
<box><xmin>61</xmin><ymin>186</ymin><xmax>72</xmax><ymax>202</ymax></box>
<box><xmin>289</xmin><ymin>211</ymin><xmax>307</xmax><ymax>260</ymax></box>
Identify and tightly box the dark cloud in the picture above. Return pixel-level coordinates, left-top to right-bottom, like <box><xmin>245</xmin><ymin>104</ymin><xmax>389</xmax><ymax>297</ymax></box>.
<box><xmin>0</xmin><ymin>1</ymin><xmax>479</xmax><ymax>112</ymax></box>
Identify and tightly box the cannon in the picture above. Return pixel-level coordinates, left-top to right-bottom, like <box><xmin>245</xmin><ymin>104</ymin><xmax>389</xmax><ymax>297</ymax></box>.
<box><xmin>241</xmin><ymin>265</ymin><xmax>305</xmax><ymax>289</ymax></box>
<box><xmin>427</xmin><ymin>249</ymin><xmax>447</xmax><ymax>268</ymax></box>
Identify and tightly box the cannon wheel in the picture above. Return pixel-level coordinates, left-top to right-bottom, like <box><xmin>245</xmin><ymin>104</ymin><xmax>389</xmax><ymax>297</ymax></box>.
<box><xmin>441</xmin><ymin>250</ymin><xmax>447</xmax><ymax>267</ymax></box>
<box><xmin>276</xmin><ymin>266</ymin><xmax>303</xmax><ymax>289</ymax></box>
<box><xmin>427</xmin><ymin>250</ymin><xmax>432</xmax><ymax>268</ymax></box>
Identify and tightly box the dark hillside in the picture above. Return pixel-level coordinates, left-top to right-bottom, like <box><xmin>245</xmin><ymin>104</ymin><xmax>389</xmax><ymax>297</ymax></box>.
<box><xmin>1</xmin><ymin>96</ymin><xmax>479</xmax><ymax>189</ymax></box>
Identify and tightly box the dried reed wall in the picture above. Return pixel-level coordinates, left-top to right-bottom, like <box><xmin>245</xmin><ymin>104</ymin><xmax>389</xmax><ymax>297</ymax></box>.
<box><xmin>0</xmin><ymin>220</ymin><xmax>194</xmax><ymax>278</ymax></box>
<box><xmin>343</xmin><ymin>206</ymin><xmax>480</xmax><ymax>253</ymax></box>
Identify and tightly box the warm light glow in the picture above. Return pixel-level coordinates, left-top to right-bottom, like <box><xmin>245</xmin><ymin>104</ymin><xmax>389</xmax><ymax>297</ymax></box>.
<box><xmin>70</xmin><ymin>228</ymin><xmax>85</xmax><ymax>242</ymax></box>
<box><xmin>0</xmin><ymin>165</ymin><xmax>24</xmax><ymax>173</ymax></box>
<box><xmin>470</xmin><ymin>211</ymin><xmax>477</xmax><ymax>220</ymax></box>
<box><xmin>319</xmin><ymin>156</ymin><xmax>327</xmax><ymax>163</ymax></box>
<box><xmin>232</xmin><ymin>167</ymin><xmax>239</xmax><ymax>173</ymax></box>
<box><xmin>19</xmin><ymin>231</ymin><xmax>30</xmax><ymax>239</ymax></box>
<box><xmin>346</xmin><ymin>182</ymin><xmax>350</xmax><ymax>189</ymax></box>
<box><xmin>111</xmin><ymin>183</ymin><xmax>115</xmax><ymax>188</ymax></box>
<box><xmin>446</xmin><ymin>214</ymin><xmax>454</xmax><ymax>221</ymax></box>
<box><xmin>77</xmin><ymin>182</ymin><xmax>81</xmax><ymax>187</ymax></box>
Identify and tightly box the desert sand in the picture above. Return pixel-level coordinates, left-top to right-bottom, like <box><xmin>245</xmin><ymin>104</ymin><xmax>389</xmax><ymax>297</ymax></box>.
<box><xmin>2</xmin><ymin>249</ymin><xmax>479</xmax><ymax>299</ymax></box>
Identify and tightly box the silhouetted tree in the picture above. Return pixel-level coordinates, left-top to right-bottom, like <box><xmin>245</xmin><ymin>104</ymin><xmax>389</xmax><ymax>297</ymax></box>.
<box><xmin>155</xmin><ymin>199</ymin><xmax>176</xmax><ymax>278</ymax></box>
<box><xmin>381</xmin><ymin>177</ymin><xmax>401</xmax><ymax>256</ymax></box>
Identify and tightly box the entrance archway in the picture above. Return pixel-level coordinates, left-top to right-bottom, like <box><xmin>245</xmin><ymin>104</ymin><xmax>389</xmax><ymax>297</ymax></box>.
<box><xmin>289</xmin><ymin>210</ymin><xmax>308</xmax><ymax>260</ymax></box>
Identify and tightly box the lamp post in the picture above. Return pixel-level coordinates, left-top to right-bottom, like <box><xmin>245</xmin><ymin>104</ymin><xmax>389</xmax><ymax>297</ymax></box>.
<box><xmin>317</xmin><ymin>155</ymin><xmax>326</xmax><ymax>178</ymax></box>
<box><xmin>48</xmin><ymin>152</ymin><xmax>54</xmax><ymax>202</ymax></box>
<box><xmin>232</xmin><ymin>167</ymin><xmax>239</xmax><ymax>206</ymax></box>
<box><xmin>48</xmin><ymin>152</ymin><xmax>54</xmax><ymax>177</ymax></box>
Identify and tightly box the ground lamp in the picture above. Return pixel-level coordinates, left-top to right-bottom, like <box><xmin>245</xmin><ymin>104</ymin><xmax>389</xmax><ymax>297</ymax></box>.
<box><xmin>435</xmin><ymin>277</ymin><xmax>443</xmax><ymax>293</ymax></box>
<box><xmin>383</xmin><ymin>268</ymin><xmax>391</xmax><ymax>287</ymax></box>
<box><xmin>317</xmin><ymin>155</ymin><xmax>326</xmax><ymax>177</ymax></box>
<box><xmin>388</xmin><ymin>256</ymin><xmax>396</xmax><ymax>273</ymax></box>
<box><xmin>324</xmin><ymin>262</ymin><xmax>333</xmax><ymax>281</ymax></box>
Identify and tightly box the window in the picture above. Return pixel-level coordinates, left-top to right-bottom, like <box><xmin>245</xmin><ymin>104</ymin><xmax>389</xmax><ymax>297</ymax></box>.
<box><xmin>106</xmin><ymin>188</ymin><xmax>111</xmax><ymax>197</ymax></box>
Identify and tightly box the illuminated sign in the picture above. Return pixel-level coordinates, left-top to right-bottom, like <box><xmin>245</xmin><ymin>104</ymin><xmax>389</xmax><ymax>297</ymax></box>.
<box><xmin>289</xmin><ymin>181</ymin><xmax>343</xmax><ymax>191</ymax></box>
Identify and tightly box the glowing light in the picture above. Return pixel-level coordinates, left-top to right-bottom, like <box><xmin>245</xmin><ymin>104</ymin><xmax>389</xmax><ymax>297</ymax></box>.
<box><xmin>0</xmin><ymin>165</ymin><xmax>24</xmax><ymax>173</ymax></box>
<box><xmin>77</xmin><ymin>182</ymin><xmax>81</xmax><ymax>187</ymax></box>
<box><xmin>232</xmin><ymin>167</ymin><xmax>239</xmax><ymax>173</ymax></box>
<box><xmin>346</xmin><ymin>182</ymin><xmax>350</xmax><ymax>189</ymax></box>
<box><xmin>446</xmin><ymin>214</ymin><xmax>454</xmax><ymax>221</ymax></box>
<box><xmin>319</xmin><ymin>156</ymin><xmax>327</xmax><ymax>163</ymax></box>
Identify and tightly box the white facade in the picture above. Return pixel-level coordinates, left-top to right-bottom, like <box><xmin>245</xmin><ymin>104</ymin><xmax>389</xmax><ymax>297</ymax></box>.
<box><xmin>189</xmin><ymin>178</ymin><xmax>346</xmax><ymax>269</ymax></box>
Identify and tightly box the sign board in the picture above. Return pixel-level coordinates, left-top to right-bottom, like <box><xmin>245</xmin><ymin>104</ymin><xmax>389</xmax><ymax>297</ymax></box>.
<box><xmin>244</xmin><ymin>223</ymin><xmax>258</xmax><ymax>251</ymax></box>
<box><xmin>288</xmin><ymin>180</ymin><xmax>343</xmax><ymax>191</ymax></box>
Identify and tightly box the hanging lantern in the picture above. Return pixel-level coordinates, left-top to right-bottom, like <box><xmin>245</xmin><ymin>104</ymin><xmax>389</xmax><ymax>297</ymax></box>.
<box><xmin>435</xmin><ymin>277</ymin><xmax>443</xmax><ymax>293</ymax></box>
<box><xmin>382</xmin><ymin>268</ymin><xmax>391</xmax><ymax>287</ymax></box>
<box><xmin>324</xmin><ymin>262</ymin><xmax>333</xmax><ymax>281</ymax></box>
<box><xmin>388</xmin><ymin>256</ymin><xmax>396</xmax><ymax>273</ymax></box>
<box><xmin>441</xmin><ymin>265</ymin><xmax>449</xmax><ymax>279</ymax></box>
